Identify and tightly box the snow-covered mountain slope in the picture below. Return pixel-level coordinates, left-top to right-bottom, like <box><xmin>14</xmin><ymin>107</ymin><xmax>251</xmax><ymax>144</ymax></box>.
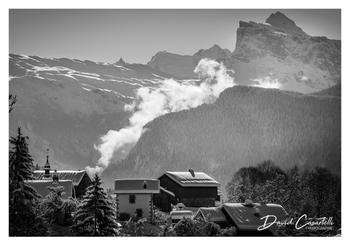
<box><xmin>9</xmin><ymin>54</ymin><xmax>177</xmax><ymax>169</ymax></box>
<box><xmin>9</xmin><ymin>54</ymin><xmax>174</xmax><ymax>107</ymax></box>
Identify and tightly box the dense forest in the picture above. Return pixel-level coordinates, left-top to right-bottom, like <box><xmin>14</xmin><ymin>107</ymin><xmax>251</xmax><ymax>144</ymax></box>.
<box><xmin>103</xmin><ymin>85</ymin><xmax>341</xmax><ymax>194</ymax></box>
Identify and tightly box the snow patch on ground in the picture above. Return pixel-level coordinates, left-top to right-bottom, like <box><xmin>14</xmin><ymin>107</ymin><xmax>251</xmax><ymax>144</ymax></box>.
<box><xmin>113</xmin><ymin>65</ymin><xmax>131</xmax><ymax>71</ymax></box>
<box><xmin>273</xmin><ymin>31</ymin><xmax>288</xmax><ymax>37</ymax></box>
<box><xmin>73</xmin><ymin>74</ymin><xmax>104</xmax><ymax>81</ymax></box>
<box><xmin>251</xmin><ymin>76</ymin><xmax>282</xmax><ymax>89</ymax></box>
<box><xmin>82</xmin><ymin>87</ymin><xmax>92</xmax><ymax>92</ymax></box>
<box><xmin>152</xmin><ymin>73</ymin><xmax>166</xmax><ymax>79</ymax></box>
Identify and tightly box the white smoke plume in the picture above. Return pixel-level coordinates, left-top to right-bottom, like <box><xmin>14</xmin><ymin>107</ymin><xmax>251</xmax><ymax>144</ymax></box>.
<box><xmin>86</xmin><ymin>58</ymin><xmax>235</xmax><ymax>174</ymax></box>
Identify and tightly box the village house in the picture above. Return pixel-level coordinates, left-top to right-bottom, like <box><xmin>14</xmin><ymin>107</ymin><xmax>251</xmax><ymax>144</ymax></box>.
<box><xmin>31</xmin><ymin>149</ymin><xmax>92</xmax><ymax>198</ymax></box>
<box><xmin>114</xmin><ymin>179</ymin><xmax>160</xmax><ymax>222</ymax></box>
<box><xmin>193</xmin><ymin>200</ymin><xmax>288</xmax><ymax>235</ymax></box>
<box><xmin>155</xmin><ymin>170</ymin><xmax>220</xmax><ymax>211</ymax></box>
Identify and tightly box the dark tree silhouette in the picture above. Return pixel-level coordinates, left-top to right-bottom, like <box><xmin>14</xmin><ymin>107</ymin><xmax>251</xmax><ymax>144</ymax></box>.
<box><xmin>9</xmin><ymin>127</ymin><xmax>47</xmax><ymax>236</ymax></box>
<box><xmin>40</xmin><ymin>185</ymin><xmax>77</xmax><ymax>226</ymax></box>
<box><xmin>73</xmin><ymin>174</ymin><xmax>118</xmax><ymax>236</ymax></box>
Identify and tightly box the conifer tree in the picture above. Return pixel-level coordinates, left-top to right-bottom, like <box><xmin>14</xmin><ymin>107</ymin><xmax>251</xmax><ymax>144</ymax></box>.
<box><xmin>9</xmin><ymin>127</ymin><xmax>47</xmax><ymax>236</ymax></box>
<box><xmin>73</xmin><ymin>174</ymin><xmax>118</xmax><ymax>236</ymax></box>
<box><xmin>40</xmin><ymin>185</ymin><xmax>77</xmax><ymax>226</ymax></box>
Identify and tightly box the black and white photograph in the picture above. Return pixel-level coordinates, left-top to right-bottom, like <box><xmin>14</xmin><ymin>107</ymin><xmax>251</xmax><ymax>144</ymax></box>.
<box><xmin>6</xmin><ymin>6</ymin><xmax>344</xmax><ymax>238</ymax></box>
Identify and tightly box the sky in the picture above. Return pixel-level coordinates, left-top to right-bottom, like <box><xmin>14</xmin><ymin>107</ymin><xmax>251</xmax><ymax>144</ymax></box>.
<box><xmin>9</xmin><ymin>9</ymin><xmax>341</xmax><ymax>64</ymax></box>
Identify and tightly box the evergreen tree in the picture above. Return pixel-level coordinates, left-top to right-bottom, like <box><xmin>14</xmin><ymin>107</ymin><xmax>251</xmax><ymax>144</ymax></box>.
<box><xmin>9</xmin><ymin>127</ymin><xmax>47</xmax><ymax>236</ymax></box>
<box><xmin>73</xmin><ymin>174</ymin><xmax>118</xmax><ymax>236</ymax></box>
<box><xmin>40</xmin><ymin>185</ymin><xmax>77</xmax><ymax>227</ymax></box>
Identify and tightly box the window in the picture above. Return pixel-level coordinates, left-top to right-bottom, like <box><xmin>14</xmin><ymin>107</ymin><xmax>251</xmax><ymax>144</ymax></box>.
<box><xmin>129</xmin><ymin>194</ymin><xmax>136</xmax><ymax>204</ymax></box>
<box><xmin>136</xmin><ymin>208</ymin><xmax>143</xmax><ymax>218</ymax></box>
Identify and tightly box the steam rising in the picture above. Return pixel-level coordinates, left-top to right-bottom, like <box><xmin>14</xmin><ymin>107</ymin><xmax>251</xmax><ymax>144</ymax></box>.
<box><xmin>86</xmin><ymin>58</ymin><xmax>235</xmax><ymax>175</ymax></box>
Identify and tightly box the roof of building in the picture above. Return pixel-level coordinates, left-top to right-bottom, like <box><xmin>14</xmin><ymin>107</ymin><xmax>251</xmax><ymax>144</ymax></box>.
<box><xmin>33</xmin><ymin>170</ymin><xmax>89</xmax><ymax>186</ymax></box>
<box><xmin>25</xmin><ymin>180</ymin><xmax>74</xmax><ymax>199</ymax></box>
<box><xmin>193</xmin><ymin>206</ymin><xmax>228</xmax><ymax>223</ymax></box>
<box><xmin>114</xmin><ymin>178</ymin><xmax>160</xmax><ymax>194</ymax></box>
<box><xmin>222</xmin><ymin>202</ymin><xmax>288</xmax><ymax>232</ymax></box>
<box><xmin>162</xmin><ymin>171</ymin><xmax>220</xmax><ymax>187</ymax></box>
<box><xmin>170</xmin><ymin>210</ymin><xmax>193</xmax><ymax>217</ymax></box>
<box><xmin>160</xmin><ymin>186</ymin><xmax>175</xmax><ymax>197</ymax></box>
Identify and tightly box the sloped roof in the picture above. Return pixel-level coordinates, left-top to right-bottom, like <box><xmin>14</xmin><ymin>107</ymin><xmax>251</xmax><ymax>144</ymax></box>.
<box><xmin>114</xmin><ymin>179</ymin><xmax>160</xmax><ymax>194</ymax></box>
<box><xmin>25</xmin><ymin>180</ymin><xmax>74</xmax><ymax>199</ymax></box>
<box><xmin>222</xmin><ymin>203</ymin><xmax>288</xmax><ymax>232</ymax></box>
<box><xmin>163</xmin><ymin>171</ymin><xmax>219</xmax><ymax>187</ymax></box>
<box><xmin>160</xmin><ymin>186</ymin><xmax>175</xmax><ymax>197</ymax></box>
<box><xmin>194</xmin><ymin>207</ymin><xmax>227</xmax><ymax>223</ymax></box>
<box><xmin>33</xmin><ymin>170</ymin><xmax>88</xmax><ymax>186</ymax></box>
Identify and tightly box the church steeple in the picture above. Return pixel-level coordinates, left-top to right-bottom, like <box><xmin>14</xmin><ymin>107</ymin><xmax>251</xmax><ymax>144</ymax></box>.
<box><xmin>44</xmin><ymin>148</ymin><xmax>51</xmax><ymax>178</ymax></box>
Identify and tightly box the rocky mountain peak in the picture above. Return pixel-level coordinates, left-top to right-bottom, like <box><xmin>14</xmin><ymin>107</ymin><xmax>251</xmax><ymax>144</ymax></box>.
<box><xmin>194</xmin><ymin>44</ymin><xmax>231</xmax><ymax>58</ymax></box>
<box><xmin>265</xmin><ymin>11</ymin><xmax>307</xmax><ymax>36</ymax></box>
<box><xmin>146</xmin><ymin>12</ymin><xmax>340</xmax><ymax>92</ymax></box>
<box><xmin>115</xmin><ymin>57</ymin><xmax>126</xmax><ymax>65</ymax></box>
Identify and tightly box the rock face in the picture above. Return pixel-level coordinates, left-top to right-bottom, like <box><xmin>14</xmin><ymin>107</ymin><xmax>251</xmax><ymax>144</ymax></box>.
<box><xmin>148</xmin><ymin>12</ymin><xmax>341</xmax><ymax>93</ymax></box>
<box><xmin>102</xmin><ymin>85</ymin><xmax>341</xmax><ymax>192</ymax></box>
<box><xmin>147</xmin><ymin>45</ymin><xmax>233</xmax><ymax>79</ymax></box>
<box><xmin>232</xmin><ymin>14</ymin><xmax>340</xmax><ymax>92</ymax></box>
<box><xmin>147</xmin><ymin>51</ymin><xmax>195</xmax><ymax>78</ymax></box>
<box><xmin>265</xmin><ymin>11</ymin><xmax>307</xmax><ymax>36</ymax></box>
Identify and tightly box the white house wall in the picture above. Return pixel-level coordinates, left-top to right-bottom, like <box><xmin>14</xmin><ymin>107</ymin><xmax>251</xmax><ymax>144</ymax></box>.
<box><xmin>117</xmin><ymin>194</ymin><xmax>152</xmax><ymax>220</ymax></box>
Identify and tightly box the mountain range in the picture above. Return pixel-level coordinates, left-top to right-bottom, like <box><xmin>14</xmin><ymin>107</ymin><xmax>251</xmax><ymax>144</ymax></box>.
<box><xmin>148</xmin><ymin>11</ymin><xmax>340</xmax><ymax>93</ymax></box>
<box><xmin>9</xmin><ymin>12</ymin><xmax>341</xmax><ymax>192</ymax></box>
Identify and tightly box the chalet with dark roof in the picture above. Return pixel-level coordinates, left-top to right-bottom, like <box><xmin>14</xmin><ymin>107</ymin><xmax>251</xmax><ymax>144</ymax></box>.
<box><xmin>33</xmin><ymin>170</ymin><xmax>91</xmax><ymax>198</ymax></box>
<box><xmin>155</xmin><ymin>170</ymin><xmax>220</xmax><ymax>210</ymax></box>
<box><xmin>32</xmin><ymin>149</ymin><xmax>92</xmax><ymax>198</ymax></box>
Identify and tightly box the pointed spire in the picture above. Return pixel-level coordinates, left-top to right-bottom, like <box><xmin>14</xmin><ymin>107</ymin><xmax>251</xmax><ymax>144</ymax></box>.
<box><xmin>44</xmin><ymin>148</ymin><xmax>51</xmax><ymax>178</ymax></box>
